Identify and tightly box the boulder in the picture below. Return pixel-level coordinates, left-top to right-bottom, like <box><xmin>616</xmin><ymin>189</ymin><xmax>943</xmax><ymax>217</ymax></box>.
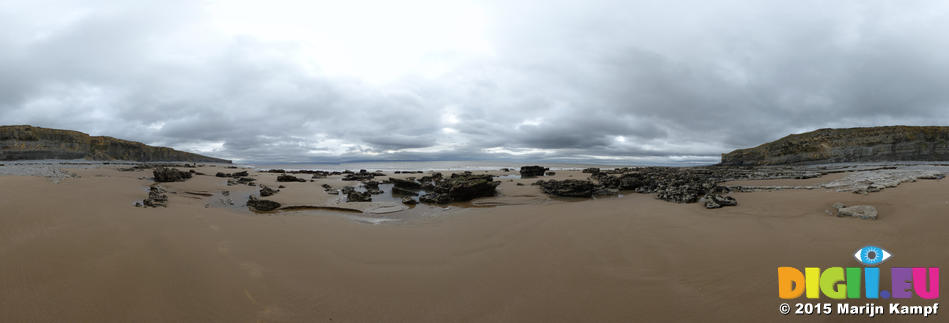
<box><xmin>401</xmin><ymin>196</ymin><xmax>417</xmax><ymax>205</ymax></box>
<box><xmin>582</xmin><ymin>167</ymin><xmax>601</xmax><ymax>174</ymax></box>
<box><xmin>153</xmin><ymin>167</ymin><xmax>192</xmax><ymax>182</ymax></box>
<box><xmin>246</xmin><ymin>196</ymin><xmax>281</xmax><ymax>212</ymax></box>
<box><xmin>520</xmin><ymin>165</ymin><xmax>548</xmax><ymax>177</ymax></box>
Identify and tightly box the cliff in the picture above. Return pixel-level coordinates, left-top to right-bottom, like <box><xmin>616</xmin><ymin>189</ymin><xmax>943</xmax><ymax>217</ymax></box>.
<box><xmin>720</xmin><ymin>126</ymin><xmax>949</xmax><ymax>166</ymax></box>
<box><xmin>0</xmin><ymin>125</ymin><xmax>231</xmax><ymax>163</ymax></box>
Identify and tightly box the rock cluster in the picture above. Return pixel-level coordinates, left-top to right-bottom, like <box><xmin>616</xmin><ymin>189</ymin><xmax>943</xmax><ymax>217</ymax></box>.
<box><xmin>153</xmin><ymin>167</ymin><xmax>192</xmax><ymax>182</ymax></box>
<box><xmin>535</xmin><ymin>167</ymin><xmax>741</xmax><ymax>206</ymax></box>
<box><xmin>342</xmin><ymin>169</ymin><xmax>385</xmax><ymax>181</ymax></box>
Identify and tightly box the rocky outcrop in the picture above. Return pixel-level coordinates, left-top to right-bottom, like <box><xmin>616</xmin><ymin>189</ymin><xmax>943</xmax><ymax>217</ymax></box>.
<box><xmin>720</xmin><ymin>126</ymin><xmax>949</xmax><ymax>166</ymax></box>
<box><xmin>0</xmin><ymin>125</ymin><xmax>230</xmax><ymax>163</ymax></box>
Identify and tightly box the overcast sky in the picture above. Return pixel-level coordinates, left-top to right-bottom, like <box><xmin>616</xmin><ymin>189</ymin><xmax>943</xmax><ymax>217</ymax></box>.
<box><xmin>2</xmin><ymin>0</ymin><xmax>948</xmax><ymax>164</ymax></box>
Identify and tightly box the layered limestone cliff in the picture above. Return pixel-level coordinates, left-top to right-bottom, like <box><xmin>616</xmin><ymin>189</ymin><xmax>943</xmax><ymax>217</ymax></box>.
<box><xmin>720</xmin><ymin>126</ymin><xmax>949</xmax><ymax>166</ymax></box>
<box><xmin>0</xmin><ymin>125</ymin><xmax>231</xmax><ymax>163</ymax></box>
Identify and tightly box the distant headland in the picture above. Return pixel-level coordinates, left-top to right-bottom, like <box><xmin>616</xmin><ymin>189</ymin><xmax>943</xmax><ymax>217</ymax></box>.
<box><xmin>720</xmin><ymin>126</ymin><xmax>949</xmax><ymax>166</ymax></box>
<box><xmin>0</xmin><ymin>125</ymin><xmax>230</xmax><ymax>163</ymax></box>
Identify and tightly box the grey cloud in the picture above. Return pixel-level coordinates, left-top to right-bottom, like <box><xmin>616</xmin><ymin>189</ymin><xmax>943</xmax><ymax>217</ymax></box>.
<box><xmin>2</xmin><ymin>0</ymin><xmax>949</xmax><ymax>164</ymax></box>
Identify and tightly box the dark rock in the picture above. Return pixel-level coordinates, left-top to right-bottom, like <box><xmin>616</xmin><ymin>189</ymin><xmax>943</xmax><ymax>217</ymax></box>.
<box><xmin>259</xmin><ymin>185</ymin><xmax>278</xmax><ymax>197</ymax></box>
<box><xmin>246</xmin><ymin>196</ymin><xmax>281</xmax><ymax>212</ymax></box>
<box><xmin>582</xmin><ymin>167</ymin><xmax>600</xmax><ymax>174</ymax></box>
<box><xmin>391</xmin><ymin>177</ymin><xmax>422</xmax><ymax>189</ymax></box>
<box><xmin>401</xmin><ymin>196</ymin><xmax>417</xmax><ymax>205</ymax></box>
<box><xmin>277</xmin><ymin>174</ymin><xmax>306</xmax><ymax>182</ymax></box>
<box><xmin>232</xmin><ymin>171</ymin><xmax>249</xmax><ymax>177</ymax></box>
<box><xmin>392</xmin><ymin>186</ymin><xmax>419</xmax><ymax>196</ymax></box>
<box><xmin>419</xmin><ymin>174</ymin><xmax>499</xmax><ymax>203</ymax></box>
<box><xmin>153</xmin><ymin>167</ymin><xmax>192</xmax><ymax>182</ymax></box>
<box><xmin>545</xmin><ymin>171</ymin><xmax>557</xmax><ymax>176</ymax></box>
<box><xmin>419</xmin><ymin>192</ymin><xmax>451</xmax><ymax>204</ymax></box>
<box><xmin>536</xmin><ymin>179</ymin><xmax>594</xmax><ymax>197</ymax></box>
<box><xmin>346</xmin><ymin>190</ymin><xmax>372</xmax><ymax>202</ymax></box>
<box><xmin>519</xmin><ymin>165</ymin><xmax>548</xmax><ymax>177</ymax></box>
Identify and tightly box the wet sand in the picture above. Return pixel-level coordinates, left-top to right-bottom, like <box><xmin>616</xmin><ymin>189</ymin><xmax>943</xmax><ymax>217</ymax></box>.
<box><xmin>0</xmin><ymin>165</ymin><xmax>947</xmax><ymax>322</ymax></box>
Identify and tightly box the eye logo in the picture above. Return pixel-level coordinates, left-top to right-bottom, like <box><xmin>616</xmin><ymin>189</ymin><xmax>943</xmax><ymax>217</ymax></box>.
<box><xmin>854</xmin><ymin>246</ymin><xmax>891</xmax><ymax>266</ymax></box>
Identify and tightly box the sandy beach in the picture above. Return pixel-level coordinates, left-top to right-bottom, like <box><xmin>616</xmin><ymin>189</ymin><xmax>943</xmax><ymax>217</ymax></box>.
<box><xmin>0</xmin><ymin>163</ymin><xmax>944</xmax><ymax>322</ymax></box>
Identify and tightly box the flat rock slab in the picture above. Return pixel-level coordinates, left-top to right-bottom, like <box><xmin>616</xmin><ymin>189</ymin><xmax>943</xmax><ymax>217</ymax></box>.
<box><xmin>834</xmin><ymin>204</ymin><xmax>878</xmax><ymax>220</ymax></box>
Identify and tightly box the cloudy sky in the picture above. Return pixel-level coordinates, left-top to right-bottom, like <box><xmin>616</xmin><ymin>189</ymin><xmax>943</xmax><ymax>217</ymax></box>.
<box><xmin>2</xmin><ymin>0</ymin><xmax>948</xmax><ymax>164</ymax></box>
